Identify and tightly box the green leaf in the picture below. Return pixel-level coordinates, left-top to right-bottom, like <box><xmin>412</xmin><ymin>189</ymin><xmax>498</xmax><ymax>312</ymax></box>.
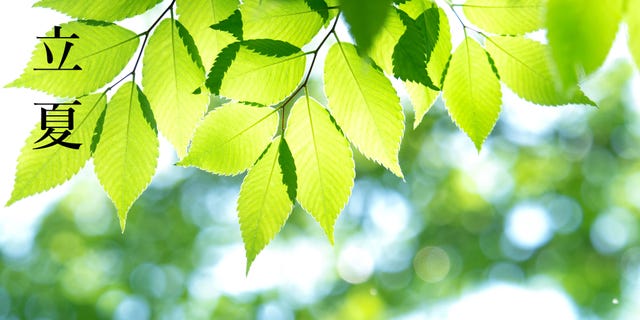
<box><xmin>278</xmin><ymin>138</ymin><xmax>298</xmax><ymax>202</ymax></box>
<box><xmin>405</xmin><ymin>81</ymin><xmax>439</xmax><ymax>129</ymax></box>
<box><xmin>341</xmin><ymin>0</ymin><xmax>393</xmax><ymax>54</ymax></box>
<box><xmin>142</xmin><ymin>19</ymin><xmax>208</xmax><ymax>159</ymax></box>
<box><xmin>546</xmin><ymin>0</ymin><xmax>623</xmax><ymax>90</ymax></box>
<box><xmin>93</xmin><ymin>82</ymin><xmax>159</xmax><ymax>231</ymax></box>
<box><xmin>627</xmin><ymin>0</ymin><xmax>640</xmax><ymax>69</ymax></box>
<box><xmin>486</xmin><ymin>36</ymin><xmax>595</xmax><ymax>106</ymax></box>
<box><xmin>397</xmin><ymin>0</ymin><xmax>433</xmax><ymax>18</ymax></box>
<box><xmin>392</xmin><ymin>8</ymin><xmax>440</xmax><ymax>90</ymax></box>
<box><xmin>177</xmin><ymin>0</ymin><xmax>239</xmax><ymax>69</ymax></box>
<box><xmin>442</xmin><ymin>37</ymin><xmax>501</xmax><ymax>151</ymax></box>
<box><xmin>211</xmin><ymin>9</ymin><xmax>243</xmax><ymax>40</ymax></box>
<box><xmin>285</xmin><ymin>96</ymin><xmax>355</xmax><ymax>242</ymax></box>
<box><xmin>462</xmin><ymin>0</ymin><xmax>544</xmax><ymax>35</ymax></box>
<box><xmin>304</xmin><ymin>0</ymin><xmax>330</xmax><ymax>21</ymax></box>
<box><xmin>369</xmin><ymin>8</ymin><xmax>406</xmax><ymax>74</ymax></box>
<box><xmin>33</xmin><ymin>0</ymin><xmax>162</xmax><ymax>21</ymax></box>
<box><xmin>240</xmin><ymin>0</ymin><xmax>325</xmax><ymax>47</ymax></box>
<box><xmin>6</xmin><ymin>94</ymin><xmax>107</xmax><ymax>206</ymax></box>
<box><xmin>238</xmin><ymin>136</ymin><xmax>294</xmax><ymax>272</ymax></box>
<box><xmin>7</xmin><ymin>21</ymin><xmax>139</xmax><ymax>98</ymax></box>
<box><xmin>179</xmin><ymin>103</ymin><xmax>279</xmax><ymax>175</ymax></box>
<box><xmin>324</xmin><ymin>42</ymin><xmax>404</xmax><ymax>178</ymax></box>
<box><xmin>206</xmin><ymin>40</ymin><xmax>306</xmax><ymax>105</ymax></box>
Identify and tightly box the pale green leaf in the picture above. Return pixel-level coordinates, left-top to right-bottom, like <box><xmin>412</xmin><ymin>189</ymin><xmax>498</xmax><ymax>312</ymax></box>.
<box><xmin>177</xmin><ymin>0</ymin><xmax>239</xmax><ymax>69</ymax></box>
<box><xmin>238</xmin><ymin>136</ymin><xmax>294</xmax><ymax>272</ymax></box>
<box><xmin>324</xmin><ymin>42</ymin><xmax>404</xmax><ymax>178</ymax></box>
<box><xmin>93</xmin><ymin>82</ymin><xmax>159</xmax><ymax>231</ymax></box>
<box><xmin>462</xmin><ymin>0</ymin><xmax>544</xmax><ymax>35</ymax></box>
<box><xmin>442</xmin><ymin>37</ymin><xmax>501</xmax><ymax>151</ymax></box>
<box><xmin>34</xmin><ymin>0</ymin><xmax>162</xmax><ymax>21</ymax></box>
<box><xmin>240</xmin><ymin>0</ymin><xmax>325</xmax><ymax>47</ymax></box>
<box><xmin>397</xmin><ymin>0</ymin><xmax>434</xmax><ymax>19</ymax></box>
<box><xmin>546</xmin><ymin>0</ymin><xmax>623</xmax><ymax>89</ymax></box>
<box><xmin>627</xmin><ymin>0</ymin><xmax>640</xmax><ymax>69</ymax></box>
<box><xmin>369</xmin><ymin>8</ymin><xmax>406</xmax><ymax>74</ymax></box>
<box><xmin>7</xmin><ymin>94</ymin><xmax>107</xmax><ymax>205</ymax></box>
<box><xmin>142</xmin><ymin>19</ymin><xmax>208</xmax><ymax>158</ymax></box>
<box><xmin>179</xmin><ymin>103</ymin><xmax>279</xmax><ymax>175</ymax></box>
<box><xmin>486</xmin><ymin>36</ymin><xmax>595</xmax><ymax>106</ymax></box>
<box><xmin>285</xmin><ymin>96</ymin><xmax>355</xmax><ymax>243</ymax></box>
<box><xmin>341</xmin><ymin>0</ymin><xmax>393</xmax><ymax>54</ymax></box>
<box><xmin>7</xmin><ymin>21</ymin><xmax>139</xmax><ymax>98</ymax></box>
<box><xmin>207</xmin><ymin>40</ymin><xmax>306</xmax><ymax>105</ymax></box>
<box><xmin>405</xmin><ymin>81</ymin><xmax>439</xmax><ymax>129</ymax></box>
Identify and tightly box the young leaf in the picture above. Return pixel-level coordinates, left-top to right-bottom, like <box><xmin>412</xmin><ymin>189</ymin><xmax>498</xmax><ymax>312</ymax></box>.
<box><xmin>238</xmin><ymin>136</ymin><xmax>294</xmax><ymax>272</ymax></box>
<box><xmin>278</xmin><ymin>138</ymin><xmax>298</xmax><ymax>202</ymax></box>
<box><xmin>6</xmin><ymin>94</ymin><xmax>107</xmax><ymax>206</ymax></box>
<box><xmin>546</xmin><ymin>0</ymin><xmax>623</xmax><ymax>90</ymax></box>
<box><xmin>462</xmin><ymin>0</ymin><xmax>544</xmax><ymax>35</ymax></box>
<box><xmin>627</xmin><ymin>0</ymin><xmax>640</xmax><ymax>69</ymax></box>
<box><xmin>177</xmin><ymin>0</ymin><xmax>239</xmax><ymax>69</ymax></box>
<box><xmin>405</xmin><ymin>81</ymin><xmax>439</xmax><ymax>129</ymax></box>
<box><xmin>240</xmin><ymin>0</ymin><xmax>324</xmax><ymax>47</ymax></box>
<box><xmin>33</xmin><ymin>0</ymin><xmax>162</xmax><ymax>21</ymax></box>
<box><xmin>206</xmin><ymin>40</ymin><xmax>306</xmax><ymax>105</ymax></box>
<box><xmin>397</xmin><ymin>0</ymin><xmax>433</xmax><ymax>18</ymax></box>
<box><xmin>486</xmin><ymin>36</ymin><xmax>595</xmax><ymax>106</ymax></box>
<box><xmin>369</xmin><ymin>8</ymin><xmax>406</xmax><ymax>74</ymax></box>
<box><xmin>142</xmin><ymin>19</ymin><xmax>208</xmax><ymax>159</ymax></box>
<box><xmin>340</xmin><ymin>0</ymin><xmax>393</xmax><ymax>54</ymax></box>
<box><xmin>304</xmin><ymin>0</ymin><xmax>330</xmax><ymax>21</ymax></box>
<box><xmin>211</xmin><ymin>9</ymin><xmax>243</xmax><ymax>41</ymax></box>
<box><xmin>285</xmin><ymin>96</ymin><xmax>355</xmax><ymax>243</ymax></box>
<box><xmin>392</xmin><ymin>8</ymin><xmax>440</xmax><ymax>90</ymax></box>
<box><xmin>179</xmin><ymin>103</ymin><xmax>279</xmax><ymax>175</ymax></box>
<box><xmin>93</xmin><ymin>82</ymin><xmax>159</xmax><ymax>231</ymax></box>
<box><xmin>7</xmin><ymin>21</ymin><xmax>139</xmax><ymax>98</ymax></box>
<box><xmin>442</xmin><ymin>37</ymin><xmax>501</xmax><ymax>151</ymax></box>
<box><xmin>324</xmin><ymin>42</ymin><xmax>405</xmax><ymax>178</ymax></box>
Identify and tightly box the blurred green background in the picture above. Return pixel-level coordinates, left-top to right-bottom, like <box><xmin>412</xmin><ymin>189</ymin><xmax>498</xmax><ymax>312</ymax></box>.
<box><xmin>1</xmin><ymin>58</ymin><xmax>639</xmax><ymax>319</ymax></box>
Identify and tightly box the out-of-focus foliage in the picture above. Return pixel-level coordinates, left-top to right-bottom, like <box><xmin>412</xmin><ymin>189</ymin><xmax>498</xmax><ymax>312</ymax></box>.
<box><xmin>1</xmin><ymin>61</ymin><xmax>638</xmax><ymax>319</ymax></box>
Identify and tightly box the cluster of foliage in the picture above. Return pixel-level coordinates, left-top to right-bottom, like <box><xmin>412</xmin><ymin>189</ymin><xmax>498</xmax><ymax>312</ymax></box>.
<box><xmin>6</xmin><ymin>0</ymin><xmax>640</xmax><ymax>270</ymax></box>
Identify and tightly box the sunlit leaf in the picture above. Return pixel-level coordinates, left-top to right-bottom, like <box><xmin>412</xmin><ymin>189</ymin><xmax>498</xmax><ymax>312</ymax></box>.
<box><xmin>93</xmin><ymin>82</ymin><xmax>159</xmax><ymax>231</ymax></box>
<box><xmin>7</xmin><ymin>94</ymin><xmax>106</xmax><ymax>205</ymax></box>
<box><xmin>285</xmin><ymin>96</ymin><xmax>355</xmax><ymax>242</ymax></box>
<box><xmin>238</xmin><ymin>136</ymin><xmax>294</xmax><ymax>272</ymax></box>
<box><xmin>34</xmin><ymin>0</ymin><xmax>162</xmax><ymax>21</ymax></box>
<box><xmin>462</xmin><ymin>0</ymin><xmax>544</xmax><ymax>35</ymax></box>
<box><xmin>325</xmin><ymin>42</ymin><xmax>404</xmax><ymax>177</ymax></box>
<box><xmin>341</xmin><ymin>0</ymin><xmax>393</xmax><ymax>54</ymax></box>
<box><xmin>369</xmin><ymin>8</ymin><xmax>406</xmax><ymax>74</ymax></box>
<box><xmin>7</xmin><ymin>21</ymin><xmax>139</xmax><ymax>98</ymax></box>
<box><xmin>442</xmin><ymin>37</ymin><xmax>501</xmax><ymax>151</ymax></box>
<box><xmin>627</xmin><ymin>0</ymin><xmax>640</xmax><ymax>69</ymax></box>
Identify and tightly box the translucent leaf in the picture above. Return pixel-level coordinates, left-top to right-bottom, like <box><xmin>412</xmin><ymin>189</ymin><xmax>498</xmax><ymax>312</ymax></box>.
<box><xmin>305</xmin><ymin>0</ymin><xmax>330</xmax><ymax>21</ymax></box>
<box><xmin>324</xmin><ymin>42</ymin><xmax>404</xmax><ymax>178</ymax></box>
<box><xmin>442</xmin><ymin>37</ymin><xmax>501</xmax><ymax>151</ymax></box>
<box><xmin>211</xmin><ymin>10</ymin><xmax>243</xmax><ymax>40</ymax></box>
<box><xmin>405</xmin><ymin>81</ymin><xmax>439</xmax><ymax>129</ymax></box>
<box><xmin>285</xmin><ymin>96</ymin><xmax>355</xmax><ymax>243</ymax></box>
<box><xmin>462</xmin><ymin>0</ymin><xmax>544</xmax><ymax>35</ymax></box>
<box><xmin>33</xmin><ymin>0</ymin><xmax>162</xmax><ymax>21</ymax></box>
<box><xmin>627</xmin><ymin>0</ymin><xmax>640</xmax><ymax>69</ymax></box>
<box><xmin>142</xmin><ymin>19</ymin><xmax>208</xmax><ymax>158</ymax></box>
<box><xmin>369</xmin><ymin>8</ymin><xmax>406</xmax><ymax>74</ymax></box>
<box><xmin>240</xmin><ymin>0</ymin><xmax>324</xmax><ymax>47</ymax></box>
<box><xmin>6</xmin><ymin>94</ymin><xmax>106</xmax><ymax>205</ymax></box>
<box><xmin>397</xmin><ymin>0</ymin><xmax>434</xmax><ymax>19</ymax></box>
<box><xmin>546</xmin><ymin>0</ymin><xmax>623</xmax><ymax>89</ymax></box>
<box><xmin>341</xmin><ymin>0</ymin><xmax>393</xmax><ymax>54</ymax></box>
<box><xmin>177</xmin><ymin>0</ymin><xmax>239</xmax><ymax>69</ymax></box>
<box><xmin>7</xmin><ymin>21</ymin><xmax>139</xmax><ymax>98</ymax></box>
<box><xmin>179</xmin><ymin>103</ymin><xmax>279</xmax><ymax>175</ymax></box>
<box><xmin>206</xmin><ymin>40</ymin><xmax>306</xmax><ymax>105</ymax></box>
<box><xmin>93</xmin><ymin>82</ymin><xmax>159</xmax><ymax>231</ymax></box>
<box><xmin>486</xmin><ymin>36</ymin><xmax>595</xmax><ymax>106</ymax></box>
<box><xmin>238</xmin><ymin>136</ymin><xmax>294</xmax><ymax>272</ymax></box>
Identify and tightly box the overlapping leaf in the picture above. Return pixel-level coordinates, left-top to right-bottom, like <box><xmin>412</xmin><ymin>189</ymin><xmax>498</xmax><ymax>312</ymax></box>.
<box><xmin>285</xmin><ymin>96</ymin><xmax>355</xmax><ymax>242</ymax></box>
<box><xmin>93</xmin><ymin>82</ymin><xmax>159</xmax><ymax>231</ymax></box>
<box><xmin>627</xmin><ymin>0</ymin><xmax>640</xmax><ymax>69</ymax></box>
<box><xmin>369</xmin><ymin>8</ymin><xmax>406</xmax><ymax>74</ymax></box>
<box><xmin>462</xmin><ymin>0</ymin><xmax>544</xmax><ymax>35</ymax></box>
<box><xmin>341</xmin><ymin>0</ymin><xmax>393</xmax><ymax>54</ymax></box>
<box><xmin>486</xmin><ymin>36</ymin><xmax>595</xmax><ymax>106</ymax></box>
<box><xmin>7</xmin><ymin>94</ymin><xmax>107</xmax><ymax>205</ymax></box>
<box><xmin>206</xmin><ymin>39</ymin><xmax>306</xmax><ymax>105</ymax></box>
<box><xmin>398</xmin><ymin>0</ymin><xmax>434</xmax><ymax>18</ymax></box>
<box><xmin>8</xmin><ymin>21</ymin><xmax>139</xmax><ymax>98</ymax></box>
<box><xmin>442</xmin><ymin>37</ymin><xmax>501</xmax><ymax>150</ymax></box>
<box><xmin>177</xmin><ymin>0</ymin><xmax>238</xmax><ymax>69</ymax></box>
<box><xmin>179</xmin><ymin>103</ymin><xmax>279</xmax><ymax>175</ymax></box>
<box><xmin>142</xmin><ymin>19</ymin><xmax>208</xmax><ymax>158</ymax></box>
<box><xmin>240</xmin><ymin>0</ymin><xmax>325</xmax><ymax>47</ymax></box>
<box><xmin>238</xmin><ymin>136</ymin><xmax>294</xmax><ymax>272</ymax></box>
<box><xmin>324</xmin><ymin>42</ymin><xmax>404</xmax><ymax>178</ymax></box>
<box><xmin>34</xmin><ymin>0</ymin><xmax>162</xmax><ymax>21</ymax></box>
